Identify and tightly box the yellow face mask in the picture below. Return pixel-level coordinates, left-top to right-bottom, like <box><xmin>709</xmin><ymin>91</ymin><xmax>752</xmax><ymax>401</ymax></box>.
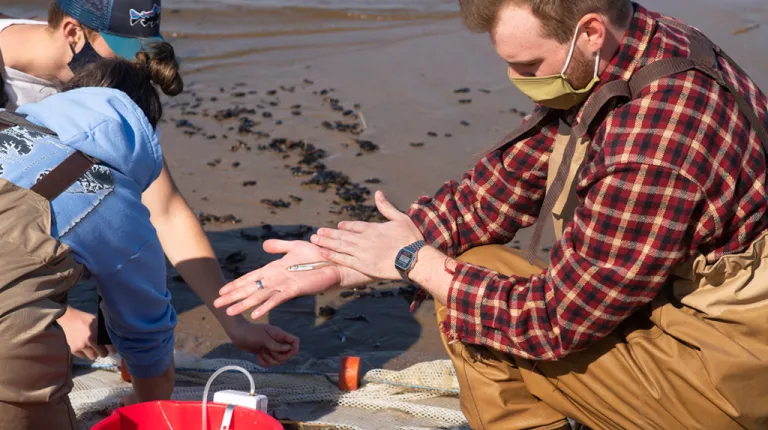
<box><xmin>508</xmin><ymin>26</ymin><xmax>601</xmax><ymax>110</ymax></box>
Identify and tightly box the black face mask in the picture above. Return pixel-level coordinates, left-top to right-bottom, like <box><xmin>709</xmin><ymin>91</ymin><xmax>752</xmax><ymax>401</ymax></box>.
<box><xmin>68</xmin><ymin>34</ymin><xmax>102</xmax><ymax>73</ymax></box>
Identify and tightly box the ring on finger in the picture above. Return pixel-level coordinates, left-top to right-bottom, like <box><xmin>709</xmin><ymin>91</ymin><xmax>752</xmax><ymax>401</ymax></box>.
<box><xmin>256</xmin><ymin>280</ymin><xmax>264</xmax><ymax>290</ymax></box>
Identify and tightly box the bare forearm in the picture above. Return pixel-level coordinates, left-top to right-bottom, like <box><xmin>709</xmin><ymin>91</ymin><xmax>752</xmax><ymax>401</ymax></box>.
<box><xmin>132</xmin><ymin>360</ymin><xmax>175</xmax><ymax>402</ymax></box>
<box><xmin>406</xmin><ymin>246</ymin><xmax>454</xmax><ymax>305</ymax></box>
<box><xmin>153</xmin><ymin>199</ymin><xmax>243</xmax><ymax>330</ymax></box>
<box><xmin>143</xmin><ymin>161</ymin><xmax>244</xmax><ymax>332</ymax></box>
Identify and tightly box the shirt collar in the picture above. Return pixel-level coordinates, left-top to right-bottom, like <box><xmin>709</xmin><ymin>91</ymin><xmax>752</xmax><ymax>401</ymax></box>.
<box><xmin>569</xmin><ymin>3</ymin><xmax>657</xmax><ymax>124</ymax></box>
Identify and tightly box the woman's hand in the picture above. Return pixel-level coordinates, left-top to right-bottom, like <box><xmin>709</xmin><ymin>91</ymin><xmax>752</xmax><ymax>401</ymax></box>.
<box><xmin>238</xmin><ymin>324</ymin><xmax>300</xmax><ymax>367</ymax></box>
<box><xmin>214</xmin><ymin>240</ymin><xmax>373</xmax><ymax>320</ymax></box>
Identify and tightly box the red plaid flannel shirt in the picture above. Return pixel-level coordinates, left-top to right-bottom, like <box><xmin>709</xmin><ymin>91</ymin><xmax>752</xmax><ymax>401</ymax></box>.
<box><xmin>407</xmin><ymin>3</ymin><xmax>768</xmax><ymax>361</ymax></box>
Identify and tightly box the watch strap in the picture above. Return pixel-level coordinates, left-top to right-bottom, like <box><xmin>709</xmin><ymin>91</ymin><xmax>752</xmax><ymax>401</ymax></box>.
<box><xmin>398</xmin><ymin>240</ymin><xmax>427</xmax><ymax>283</ymax></box>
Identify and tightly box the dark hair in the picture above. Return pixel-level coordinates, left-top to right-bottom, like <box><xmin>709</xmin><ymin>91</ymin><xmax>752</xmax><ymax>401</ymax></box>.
<box><xmin>62</xmin><ymin>43</ymin><xmax>183</xmax><ymax>128</ymax></box>
<box><xmin>459</xmin><ymin>0</ymin><xmax>633</xmax><ymax>42</ymax></box>
<box><xmin>47</xmin><ymin>1</ymin><xmax>67</xmax><ymax>29</ymax></box>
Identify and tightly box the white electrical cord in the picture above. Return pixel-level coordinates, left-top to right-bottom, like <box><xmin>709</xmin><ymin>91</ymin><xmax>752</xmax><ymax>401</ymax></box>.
<box><xmin>201</xmin><ymin>366</ymin><xmax>255</xmax><ymax>430</ymax></box>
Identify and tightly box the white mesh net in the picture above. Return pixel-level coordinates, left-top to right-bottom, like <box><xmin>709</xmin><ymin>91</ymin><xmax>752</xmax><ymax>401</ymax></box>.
<box><xmin>71</xmin><ymin>351</ymin><xmax>469</xmax><ymax>430</ymax></box>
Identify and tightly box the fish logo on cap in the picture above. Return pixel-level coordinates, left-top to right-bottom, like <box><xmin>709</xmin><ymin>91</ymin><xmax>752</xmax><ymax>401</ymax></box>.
<box><xmin>129</xmin><ymin>4</ymin><xmax>161</xmax><ymax>28</ymax></box>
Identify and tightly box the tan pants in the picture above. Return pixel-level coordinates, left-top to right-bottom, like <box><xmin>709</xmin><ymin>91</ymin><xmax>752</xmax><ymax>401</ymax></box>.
<box><xmin>438</xmin><ymin>245</ymin><xmax>768</xmax><ymax>430</ymax></box>
<box><xmin>0</xmin><ymin>181</ymin><xmax>82</xmax><ymax>430</ymax></box>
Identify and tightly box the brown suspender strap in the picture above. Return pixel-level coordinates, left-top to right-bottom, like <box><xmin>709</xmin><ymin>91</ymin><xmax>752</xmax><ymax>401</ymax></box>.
<box><xmin>0</xmin><ymin>110</ymin><xmax>57</xmax><ymax>136</ymax></box>
<box><xmin>486</xmin><ymin>108</ymin><xmax>553</xmax><ymax>155</ymax></box>
<box><xmin>627</xmin><ymin>26</ymin><xmax>768</xmax><ymax>154</ymax></box>
<box><xmin>0</xmin><ymin>111</ymin><xmax>97</xmax><ymax>201</ymax></box>
<box><xmin>526</xmin><ymin>80</ymin><xmax>632</xmax><ymax>262</ymax></box>
<box><xmin>30</xmin><ymin>151</ymin><xmax>96</xmax><ymax>201</ymax></box>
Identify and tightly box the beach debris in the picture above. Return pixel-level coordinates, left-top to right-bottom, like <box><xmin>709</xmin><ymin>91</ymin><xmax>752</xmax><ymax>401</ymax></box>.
<box><xmin>230</xmin><ymin>140</ymin><xmax>252</xmax><ymax>152</ymax></box>
<box><xmin>460</xmin><ymin>120</ymin><xmax>471</xmax><ymax>126</ymax></box>
<box><xmin>196</xmin><ymin>212</ymin><xmax>242</xmax><ymax>226</ymax></box>
<box><xmin>318</xmin><ymin>306</ymin><xmax>336</xmax><ymax>318</ymax></box>
<box><xmin>478</xmin><ymin>88</ymin><xmax>492</xmax><ymax>94</ymax></box>
<box><xmin>344</xmin><ymin>315</ymin><xmax>370</xmax><ymax>323</ymax></box>
<box><xmin>356</xmin><ymin>112</ymin><xmax>367</xmax><ymax>132</ymax></box>
<box><xmin>454</xmin><ymin>87</ymin><xmax>471</xmax><ymax>94</ymax></box>
<box><xmin>231</xmin><ymin>161</ymin><xmax>240</xmax><ymax>168</ymax></box>
<box><xmin>336</xmin><ymin>183</ymin><xmax>371</xmax><ymax>204</ymax></box>
<box><xmin>261</xmin><ymin>199</ymin><xmax>292</xmax><ymax>209</ymax></box>
<box><xmin>236</xmin><ymin>116</ymin><xmax>261</xmax><ymax>135</ymax></box>
<box><xmin>445</xmin><ymin>133</ymin><xmax>452</xmax><ymax>138</ymax></box>
<box><xmin>175</xmin><ymin>119</ymin><xmax>196</xmax><ymax>129</ymax></box>
<box><xmin>302</xmin><ymin>169</ymin><xmax>350</xmax><ymax>191</ymax></box>
<box><xmin>290</xmin><ymin>195</ymin><xmax>303</xmax><ymax>202</ymax></box>
<box><xmin>355</xmin><ymin>139</ymin><xmax>379</xmax><ymax>153</ymax></box>
<box><xmin>206</xmin><ymin>158</ymin><xmax>221</xmax><ymax>167</ymax></box>
<box><xmin>213</xmin><ymin>106</ymin><xmax>255</xmax><ymax>121</ymax></box>
<box><xmin>427</xmin><ymin>131</ymin><xmax>438</xmax><ymax>137</ymax></box>
<box><xmin>410</xmin><ymin>142</ymin><xmax>425</xmax><ymax>148</ymax></box>
<box><xmin>231</xmin><ymin>92</ymin><xmax>247</xmax><ymax>98</ymax></box>
<box><xmin>733</xmin><ymin>23</ymin><xmax>760</xmax><ymax>35</ymax></box>
<box><xmin>364</xmin><ymin>178</ymin><xmax>381</xmax><ymax>184</ymax></box>
<box><xmin>331</xmin><ymin>204</ymin><xmax>387</xmax><ymax>222</ymax></box>
<box><xmin>267</xmin><ymin>90</ymin><xmax>277</xmax><ymax>96</ymax></box>
<box><xmin>242</xmin><ymin>180</ymin><xmax>257</xmax><ymax>187</ymax></box>
<box><xmin>459</xmin><ymin>99</ymin><xmax>472</xmax><ymax>104</ymax></box>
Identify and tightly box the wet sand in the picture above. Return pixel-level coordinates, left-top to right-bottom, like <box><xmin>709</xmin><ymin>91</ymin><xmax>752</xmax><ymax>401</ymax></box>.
<box><xmin>4</xmin><ymin>0</ymin><xmax>768</xmax><ymax>371</ymax></box>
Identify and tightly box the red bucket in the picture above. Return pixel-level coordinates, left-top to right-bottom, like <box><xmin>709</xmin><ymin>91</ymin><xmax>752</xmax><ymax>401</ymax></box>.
<box><xmin>91</xmin><ymin>400</ymin><xmax>283</xmax><ymax>430</ymax></box>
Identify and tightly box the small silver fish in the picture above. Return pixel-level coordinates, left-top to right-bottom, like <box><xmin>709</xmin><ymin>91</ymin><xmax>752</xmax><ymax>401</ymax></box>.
<box><xmin>287</xmin><ymin>261</ymin><xmax>336</xmax><ymax>272</ymax></box>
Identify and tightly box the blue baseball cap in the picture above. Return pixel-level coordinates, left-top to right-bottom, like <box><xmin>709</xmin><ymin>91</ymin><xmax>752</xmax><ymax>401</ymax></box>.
<box><xmin>56</xmin><ymin>0</ymin><xmax>164</xmax><ymax>60</ymax></box>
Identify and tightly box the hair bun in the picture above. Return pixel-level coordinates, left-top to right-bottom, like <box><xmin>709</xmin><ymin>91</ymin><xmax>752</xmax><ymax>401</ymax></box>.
<box><xmin>141</xmin><ymin>42</ymin><xmax>184</xmax><ymax>97</ymax></box>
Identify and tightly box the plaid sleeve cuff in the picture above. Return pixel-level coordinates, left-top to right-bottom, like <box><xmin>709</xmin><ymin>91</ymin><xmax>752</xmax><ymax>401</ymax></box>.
<box><xmin>441</xmin><ymin>260</ymin><xmax>560</xmax><ymax>361</ymax></box>
<box><xmin>440</xmin><ymin>261</ymin><xmax>489</xmax><ymax>346</ymax></box>
<box><xmin>440</xmin><ymin>261</ymin><xmax>544</xmax><ymax>358</ymax></box>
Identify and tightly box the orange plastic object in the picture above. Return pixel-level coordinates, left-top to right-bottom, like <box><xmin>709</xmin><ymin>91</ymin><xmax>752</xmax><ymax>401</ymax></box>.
<box><xmin>91</xmin><ymin>400</ymin><xmax>282</xmax><ymax>430</ymax></box>
<box><xmin>338</xmin><ymin>356</ymin><xmax>361</xmax><ymax>391</ymax></box>
<box><xmin>120</xmin><ymin>359</ymin><xmax>132</xmax><ymax>383</ymax></box>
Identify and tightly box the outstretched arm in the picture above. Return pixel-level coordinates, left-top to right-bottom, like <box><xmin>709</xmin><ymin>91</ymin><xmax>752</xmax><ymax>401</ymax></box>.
<box><xmin>142</xmin><ymin>159</ymin><xmax>298</xmax><ymax>363</ymax></box>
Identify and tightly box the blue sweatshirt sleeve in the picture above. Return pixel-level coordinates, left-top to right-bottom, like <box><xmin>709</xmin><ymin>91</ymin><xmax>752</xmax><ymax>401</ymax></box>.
<box><xmin>95</xmin><ymin>234</ymin><xmax>177</xmax><ymax>379</ymax></box>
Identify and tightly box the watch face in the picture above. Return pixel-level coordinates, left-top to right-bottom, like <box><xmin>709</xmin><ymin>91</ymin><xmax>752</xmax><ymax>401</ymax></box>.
<box><xmin>395</xmin><ymin>249</ymin><xmax>415</xmax><ymax>270</ymax></box>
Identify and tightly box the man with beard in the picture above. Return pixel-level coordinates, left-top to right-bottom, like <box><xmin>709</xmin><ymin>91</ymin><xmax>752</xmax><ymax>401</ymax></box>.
<box><xmin>215</xmin><ymin>1</ymin><xmax>768</xmax><ymax>429</ymax></box>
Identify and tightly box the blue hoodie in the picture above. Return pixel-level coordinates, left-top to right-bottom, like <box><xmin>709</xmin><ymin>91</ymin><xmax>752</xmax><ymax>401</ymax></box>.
<box><xmin>0</xmin><ymin>87</ymin><xmax>176</xmax><ymax>379</ymax></box>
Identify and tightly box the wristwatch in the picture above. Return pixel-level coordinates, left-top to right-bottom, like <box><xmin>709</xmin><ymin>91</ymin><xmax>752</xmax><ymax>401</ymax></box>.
<box><xmin>394</xmin><ymin>240</ymin><xmax>427</xmax><ymax>283</ymax></box>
